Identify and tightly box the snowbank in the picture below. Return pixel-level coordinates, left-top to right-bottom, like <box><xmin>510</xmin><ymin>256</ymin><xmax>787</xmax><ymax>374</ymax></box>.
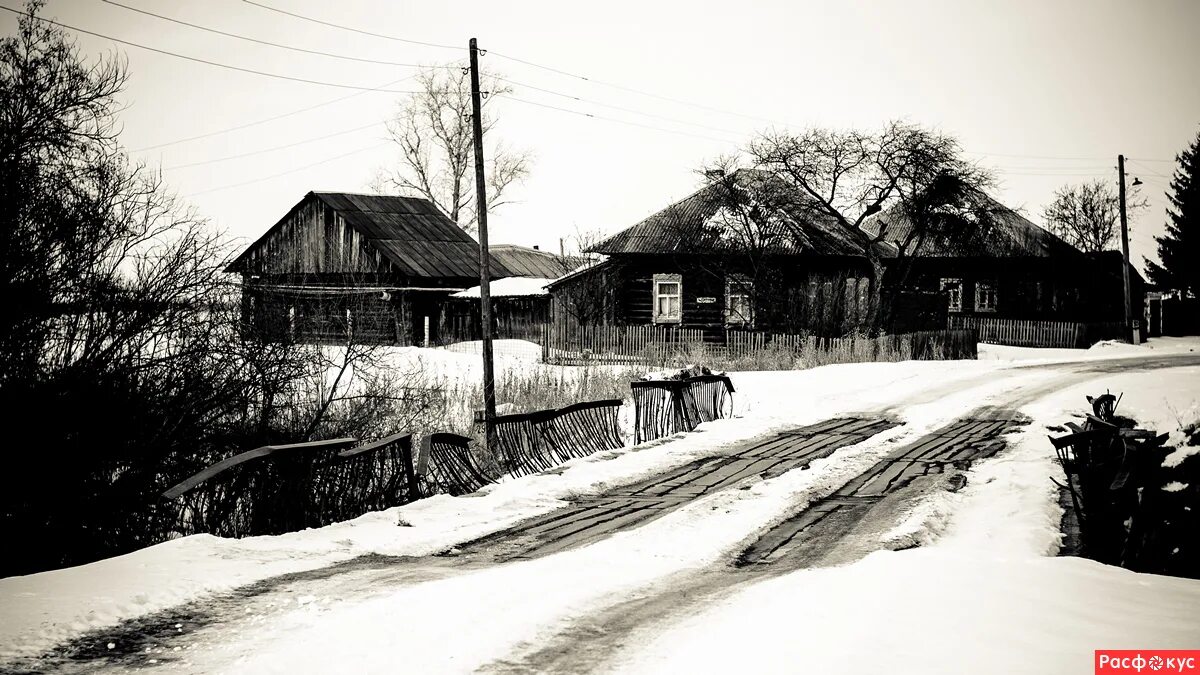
<box><xmin>978</xmin><ymin>335</ymin><xmax>1200</xmax><ymax>363</ymax></box>
<box><xmin>616</xmin><ymin>549</ymin><xmax>1200</xmax><ymax>675</ymax></box>
<box><xmin>451</xmin><ymin>277</ymin><xmax>552</xmax><ymax>298</ymax></box>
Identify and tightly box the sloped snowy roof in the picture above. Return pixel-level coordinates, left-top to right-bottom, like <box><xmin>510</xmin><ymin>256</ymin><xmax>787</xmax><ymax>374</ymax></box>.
<box><xmin>589</xmin><ymin>169</ymin><xmax>873</xmax><ymax>257</ymax></box>
<box><xmin>452</xmin><ymin>276</ymin><xmax>552</xmax><ymax>298</ymax></box>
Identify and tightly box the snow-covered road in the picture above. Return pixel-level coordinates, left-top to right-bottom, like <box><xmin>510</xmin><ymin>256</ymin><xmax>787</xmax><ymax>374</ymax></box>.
<box><xmin>3</xmin><ymin>342</ymin><xmax>1199</xmax><ymax>674</ymax></box>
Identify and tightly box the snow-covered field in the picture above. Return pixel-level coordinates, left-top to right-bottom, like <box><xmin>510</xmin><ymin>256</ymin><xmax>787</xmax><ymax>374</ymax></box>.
<box><xmin>1</xmin><ymin>338</ymin><xmax>1198</xmax><ymax>672</ymax></box>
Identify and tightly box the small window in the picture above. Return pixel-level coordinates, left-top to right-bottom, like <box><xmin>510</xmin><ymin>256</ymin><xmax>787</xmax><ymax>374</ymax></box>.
<box><xmin>975</xmin><ymin>280</ymin><xmax>998</xmax><ymax>313</ymax></box>
<box><xmin>653</xmin><ymin>273</ymin><xmax>682</xmax><ymax>324</ymax></box>
<box><xmin>941</xmin><ymin>278</ymin><xmax>963</xmax><ymax>313</ymax></box>
<box><xmin>725</xmin><ymin>274</ymin><xmax>754</xmax><ymax>326</ymax></box>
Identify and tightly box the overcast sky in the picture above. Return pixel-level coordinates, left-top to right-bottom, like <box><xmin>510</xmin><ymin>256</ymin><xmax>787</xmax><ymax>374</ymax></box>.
<box><xmin>10</xmin><ymin>0</ymin><xmax>1199</xmax><ymax>270</ymax></box>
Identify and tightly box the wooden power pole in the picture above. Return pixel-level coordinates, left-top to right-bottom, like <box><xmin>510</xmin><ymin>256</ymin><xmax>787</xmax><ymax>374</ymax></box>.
<box><xmin>469</xmin><ymin>38</ymin><xmax>497</xmax><ymax>447</ymax></box>
<box><xmin>1117</xmin><ymin>154</ymin><xmax>1135</xmax><ymax>344</ymax></box>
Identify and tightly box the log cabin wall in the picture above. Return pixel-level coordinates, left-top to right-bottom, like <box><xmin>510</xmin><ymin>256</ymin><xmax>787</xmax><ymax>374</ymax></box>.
<box><xmin>602</xmin><ymin>253</ymin><xmax>875</xmax><ymax>341</ymax></box>
<box><xmin>890</xmin><ymin>256</ymin><xmax>1140</xmax><ymax>326</ymax></box>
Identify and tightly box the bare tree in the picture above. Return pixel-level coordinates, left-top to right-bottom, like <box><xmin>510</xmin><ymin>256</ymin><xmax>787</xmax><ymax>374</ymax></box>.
<box><xmin>375</xmin><ymin>67</ymin><xmax>531</xmax><ymax>230</ymax></box>
<box><xmin>740</xmin><ymin>121</ymin><xmax>997</xmax><ymax>329</ymax></box>
<box><xmin>548</xmin><ymin>227</ymin><xmax>610</xmax><ymax>328</ymax></box>
<box><xmin>1043</xmin><ymin>179</ymin><xmax>1147</xmax><ymax>253</ymax></box>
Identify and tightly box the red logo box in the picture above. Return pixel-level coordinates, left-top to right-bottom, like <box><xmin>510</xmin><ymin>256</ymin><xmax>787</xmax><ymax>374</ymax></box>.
<box><xmin>1096</xmin><ymin>651</ymin><xmax>1200</xmax><ymax>674</ymax></box>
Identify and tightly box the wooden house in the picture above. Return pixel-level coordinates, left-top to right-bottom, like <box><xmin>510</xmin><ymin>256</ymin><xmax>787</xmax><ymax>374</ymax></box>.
<box><xmin>227</xmin><ymin>192</ymin><xmax>514</xmax><ymax>345</ymax></box>
<box><xmin>864</xmin><ymin>195</ymin><xmax>1143</xmax><ymax>341</ymax></box>
<box><xmin>864</xmin><ymin>193</ymin><xmax>1142</xmax><ymax>343</ymax></box>
<box><xmin>547</xmin><ymin>169</ymin><xmax>882</xmax><ymax>342</ymax></box>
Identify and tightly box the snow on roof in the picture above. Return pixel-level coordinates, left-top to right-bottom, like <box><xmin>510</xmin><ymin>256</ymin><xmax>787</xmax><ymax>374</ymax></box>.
<box><xmin>451</xmin><ymin>276</ymin><xmax>553</xmax><ymax>298</ymax></box>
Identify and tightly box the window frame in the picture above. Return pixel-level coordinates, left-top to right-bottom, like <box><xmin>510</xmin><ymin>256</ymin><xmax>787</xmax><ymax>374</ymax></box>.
<box><xmin>652</xmin><ymin>273</ymin><xmax>683</xmax><ymax>324</ymax></box>
<box><xmin>941</xmin><ymin>277</ymin><xmax>964</xmax><ymax>313</ymax></box>
<box><xmin>724</xmin><ymin>273</ymin><xmax>755</xmax><ymax>327</ymax></box>
<box><xmin>975</xmin><ymin>280</ymin><xmax>998</xmax><ymax>313</ymax></box>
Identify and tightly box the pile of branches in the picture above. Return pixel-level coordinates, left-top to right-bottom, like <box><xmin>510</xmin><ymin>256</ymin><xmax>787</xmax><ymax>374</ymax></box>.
<box><xmin>1050</xmin><ymin>393</ymin><xmax>1199</xmax><ymax>579</ymax></box>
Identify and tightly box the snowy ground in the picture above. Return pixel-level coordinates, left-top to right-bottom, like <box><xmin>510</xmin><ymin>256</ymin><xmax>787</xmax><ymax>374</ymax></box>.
<box><xmin>2</xmin><ymin>338</ymin><xmax>1198</xmax><ymax>672</ymax></box>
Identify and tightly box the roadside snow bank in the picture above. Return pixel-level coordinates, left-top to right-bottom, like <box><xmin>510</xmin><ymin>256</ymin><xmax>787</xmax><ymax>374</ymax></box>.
<box><xmin>978</xmin><ymin>335</ymin><xmax>1200</xmax><ymax>363</ymax></box>
<box><xmin>616</xmin><ymin>548</ymin><xmax>1200</xmax><ymax>675</ymax></box>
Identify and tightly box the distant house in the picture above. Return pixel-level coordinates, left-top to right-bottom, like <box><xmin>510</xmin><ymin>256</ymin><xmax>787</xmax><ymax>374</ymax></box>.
<box><xmin>546</xmin><ymin>169</ymin><xmax>881</xmax><ymax>341</ymax></box>
<box><xmin>227</xmin><ymin>192</ymin><xmax>513</xmax><ymax>345</ymax></box>
<box><xmin>440</xmin><ymin>245</ymin><xmax>588</xmax><ymax>343</ymax></box>
<box><xmin>864</xmin><ymin>194</ymin><xmax>1142</xmax><ymax>339</ymax></box>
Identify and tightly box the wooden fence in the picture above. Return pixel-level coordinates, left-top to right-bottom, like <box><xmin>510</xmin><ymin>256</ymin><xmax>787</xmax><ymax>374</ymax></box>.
<box><xmin>948</xmin><ymin>315</ymin><xmax>1123</xmax><ymax>349</ymax></box>
<box><xmin>542</xmin><ymin>323</ymin><xmax>977</xmax><ymax>365</ymax></box>
<box><xmin>542</xmin><ymin>323</ymin><xmax>705</xmax><ymax>365</ymax></box>
<box><xmin>726</xmin><ymin>328</ymin><xmax>977</xmax><ymax>362</ymax></box>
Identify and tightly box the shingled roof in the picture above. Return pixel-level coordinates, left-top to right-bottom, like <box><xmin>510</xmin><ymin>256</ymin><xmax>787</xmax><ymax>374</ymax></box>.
<box><xmin>862</xmin><ymin>191</ymin><xmax>1083</xmax><ymax>259</ymax></box>
<box><xmin>490</xmin><ymin>244</ymin><xmax>587</xmax><ymax>278</ymax></box>
<box><xmin>588</xmin><ymin>169</ymin><xmax>873</xmax><ymax>257</ymax></box>
<box><xmin>228</xmin><ymin>192</ymin><xmax>514</xmax><ymax>279</ymax></box>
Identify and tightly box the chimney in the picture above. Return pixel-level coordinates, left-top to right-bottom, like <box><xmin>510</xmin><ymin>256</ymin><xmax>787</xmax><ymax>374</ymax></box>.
<box><xmin>533</xmin><ymin>245</ymin><xmax>539</xmax><ymax>250</ymax></box>
<box><xmin>705</xmin><ymin>168</ymin><xmax>726</xmax><ymax>180</ymax></box>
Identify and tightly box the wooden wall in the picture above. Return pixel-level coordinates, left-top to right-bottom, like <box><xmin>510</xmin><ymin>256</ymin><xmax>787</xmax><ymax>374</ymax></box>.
<box><xmin>605</xmin><ymin>254</ymin><xmax>874</xmax><ymax>340</ymax></box>
<box><xmin>237</xmin><ymin>197</ymin><xmax>393</xmax><ymax>278</ymax></box>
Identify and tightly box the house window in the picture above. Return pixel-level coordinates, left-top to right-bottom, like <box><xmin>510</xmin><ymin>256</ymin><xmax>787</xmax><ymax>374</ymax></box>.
<box><xmin>975</xmin><ymin>280</ymin><xmax>998</xmax><ymax>313</ymax></box>
<box><xmin>725</xmin><ymin>274</ymin><xmax>754</xmax><ymax>326</ymax></box>
<box><xmin>652</xmin><ymin>273</ymin><xmax>682</xmax><ymax>324</ymax></box>
<box><xmin>941</xmin><ymin>278</ymin><xmax>963</xmax><ymax>312</ymax></box>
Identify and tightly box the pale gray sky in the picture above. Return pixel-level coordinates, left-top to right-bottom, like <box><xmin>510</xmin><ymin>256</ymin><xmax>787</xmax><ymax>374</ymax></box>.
<box><xmin>10</xmin><ymin>0</ymin><xmax>1199</xmax><ymax>270</ymax></box>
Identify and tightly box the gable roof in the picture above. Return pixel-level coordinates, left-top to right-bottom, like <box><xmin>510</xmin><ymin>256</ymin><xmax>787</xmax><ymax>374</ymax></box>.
<box><xmin>862</xmin><ymin>191</ymin><xmax>1083</xmax><ymax>259</ymax></box>
<box><xmin>228</xmin><ymin>192</ymin><xmax>514</xmax><ymax>279</ymax></box>
<box><xmin>490</xmin><ymin>244</ymin><xmax>587</xmax><ymax>279</ymax></box>
<box><xmin>588</xmin><ymin>169</ymin><xmax>873</xmax><ymax>257</ymax></box>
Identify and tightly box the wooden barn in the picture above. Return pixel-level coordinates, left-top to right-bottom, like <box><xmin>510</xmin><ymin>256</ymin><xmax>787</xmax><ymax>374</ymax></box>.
<box><xmin>227</xmin><ymin>192</ymin><xmax>513</xmax><ymax>345</ymax></box>
<box><xmin>547</xmin><ymin>169</ymin><xmax>881</xmax><ymax>342</ymax></box>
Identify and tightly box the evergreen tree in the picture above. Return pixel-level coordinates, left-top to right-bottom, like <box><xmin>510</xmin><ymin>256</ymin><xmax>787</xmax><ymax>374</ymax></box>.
<box><xmin>1145</xmin><ymin>130</ymin><xmax>1200</xmax><ymax>295</ymax></box>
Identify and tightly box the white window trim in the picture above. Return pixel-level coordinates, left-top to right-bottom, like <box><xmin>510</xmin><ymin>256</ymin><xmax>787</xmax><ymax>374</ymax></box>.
<box><xmin>941</xmin><ymin>277</ymin><xmax>963</xmax><ymax>313</ymax></box>
<box><xmin>652</xmin><ymin>273</ymin><xmax>682</xmax><ymax>324</ymax></box>
<box><xmin>724</xmin><ymin>273</ymin><xmax>754</xmax><ymax>327</ymax></box>
<box><xmin>975</xmin><ymin>280</ymin><xmax>998</xmax><ymax>313</ymax></box>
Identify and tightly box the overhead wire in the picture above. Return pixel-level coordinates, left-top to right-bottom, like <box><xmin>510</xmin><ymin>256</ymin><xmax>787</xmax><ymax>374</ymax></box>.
<box><xmin>494</xmin><ymin>94</ymin><xmax>739</xmax><ymax>145</ymax></box>
<box><xmin>100</xmin><ymin>0</ymin><xmax>456</xmax><ymax>68</ymax></box>
<box><xmin>185</xmin><ymin>142</ymin><xmax>390</xmax><ymax>197</ymax></box>
<box><xmin>0</xmin><ymin>5</ymin><xmax>424</xmax><ymax>94</ymax></box>
<box><xmin>219</xmin><ymin>3</ymin><xmax>1181</xmax><ymax>168</ymax></box>
<box><xmin>495</xmin><ymin>76</ymin><xmax>745</xmax><ymax>137</ymax></box>
<box><xmin>161</xmin><ymin>120</ymin><xmax>385</xmax><ymax>170</ymax></box>
<box><xmin>240</xmin><ymin>0</ymin><xmax>459</xmax><ymax>51</ymax></box>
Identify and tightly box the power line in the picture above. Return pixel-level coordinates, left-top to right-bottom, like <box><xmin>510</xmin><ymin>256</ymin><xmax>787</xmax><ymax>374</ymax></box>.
<box><xmin>963</xmin><ymin>149</ymin><xmax>1113</xmax><ymax>161</ymax></box>
<box><xmin>218</xmin><ymin>3</ymin><xmax>1185</xmax><ymax>170</ymax></box>
<box><xmin>162</xmin><ymin>120</ymin><xmax>384</xmax><ymax>170</ymax></box>
<box><xmin>185</xmin><ymin>142</ymin><xmax>389</xmax><ymax>197</ymax></box>
<box><xmin>488</xmin><ymin>49</ymin><xmax>801</xmax><ymax>130</ymax></box>
<box><xmin>497</xmin><ymin>76</ymin><xmax>745</xmax><ymax>138</ymax></box>
<box><xmin>132</xmin><ymin>61</ymin><xmax>457</xmax><ymax>152</ymax></box>
<box><xmin>0</xmin><ymin>5</ymin><xmax>423</xmax><ymax>94</ymax></box>
<box><xmin>101</xmin><ymin>0</ymin><xmax>455</xmax><ymax>69</ymax></box>
<box><xmin>1127</xmin><ymin>159</ymin><xmax>1172</xmax><ymax>180</ymax></box>
<box><xmin>241</xmin><ymin>0</ymin><xmax>459</xmax><ymax>51</ymax></box>
<box><xmin>495</xmin><ymin>94</ymin><xmax>739</xmax><ymax>145</ymax></box>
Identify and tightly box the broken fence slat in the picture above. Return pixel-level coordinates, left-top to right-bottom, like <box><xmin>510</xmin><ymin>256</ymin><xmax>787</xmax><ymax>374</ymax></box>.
<box><xmin>163</xmin><ymin>437</ymin><xmax>358</xmax><ymax>499</ymax></box>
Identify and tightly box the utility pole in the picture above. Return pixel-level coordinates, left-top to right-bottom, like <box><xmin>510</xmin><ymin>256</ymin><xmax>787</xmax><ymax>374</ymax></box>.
<box><xmin>469</xmin><ymin>37</ymin><xmax>497</xmax><ymax>449</ymax></box>
<box><xmin>1117</xmin><ymin>154</ymin><xmax>1136</xmax><ymax>344</ymax></box>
